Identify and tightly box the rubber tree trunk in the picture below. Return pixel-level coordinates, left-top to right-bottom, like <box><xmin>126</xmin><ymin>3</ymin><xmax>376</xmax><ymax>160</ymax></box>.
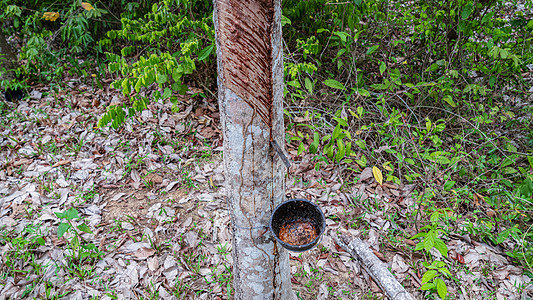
<box><xmin>213</xmin><ymin>0</ymin><xmax>294</xmax><ymax>299</ymax></box>
<box><xmin>0</xmin><ymin>27</ymin><xmax>18</xmax><ymax>83</ymax></box>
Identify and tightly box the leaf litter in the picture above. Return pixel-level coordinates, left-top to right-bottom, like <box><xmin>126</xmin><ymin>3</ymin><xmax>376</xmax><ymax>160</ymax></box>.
<box><xmin>0</xmin><ymin>81</ymin><xmax>531</xmax><ymax>299</ymax></box>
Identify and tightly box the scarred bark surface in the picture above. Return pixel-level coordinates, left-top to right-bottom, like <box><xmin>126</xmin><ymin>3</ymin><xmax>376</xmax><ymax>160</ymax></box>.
<box><xmin>214</xmin><ymin>0</ymin><xmax>294</xmax><ymax>299</ymax></box>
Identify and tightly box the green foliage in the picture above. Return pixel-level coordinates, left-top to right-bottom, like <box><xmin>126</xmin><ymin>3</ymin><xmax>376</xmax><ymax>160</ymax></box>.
<box><xmin>55</xmin><ymin>208</ymin><xmax>103</xmax><ymax>264</ymax></box>
<box><xmin>0</xmin><ymin>223</ymin><xmax>45</xmax><ymax>277</ymax></box>
<box><xmin>0</xmin><ymin>0</ymin><xmax>157</xmax><ymax>85</ymax></box>
<box><xmin>412</xmin><ymin>211</ymin><xmax>449</xmax><ymax>257</ymax></box>
<box><xmin>97</xmin><ymin>0</ymin><xmax>214</xmax><ymax>128</ymax></box>
<box><xmin>420</xmin><ymin>261</ymin><xmax>451</xmax><ymax>299</ymax></box>
<box><xmin>412</xmin><ymin>210</ymin><xmax>451</xmax><ymax>298</ymax></box>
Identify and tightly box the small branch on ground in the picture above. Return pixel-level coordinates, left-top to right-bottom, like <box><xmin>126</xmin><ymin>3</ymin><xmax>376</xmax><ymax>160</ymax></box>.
<box><xmin>335</xmin><ymin>232</ymin><xmax>415</xmax><ymax>300</ymax></box>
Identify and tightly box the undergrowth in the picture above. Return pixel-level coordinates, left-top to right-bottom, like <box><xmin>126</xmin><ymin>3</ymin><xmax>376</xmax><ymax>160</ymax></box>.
<box><xmin>2</xmin><ymin>0</ymin><xmax>533</xmax><ymax>298</ymax></box>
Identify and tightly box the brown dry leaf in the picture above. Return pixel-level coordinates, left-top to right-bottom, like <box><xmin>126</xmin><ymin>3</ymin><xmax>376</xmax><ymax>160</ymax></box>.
<box><xmin>291</xmin><ymin>276</ymin><xmax>300</xmax><ymax>284</ymax></box>
<box><xmin>13</xmin><ymin>158</ymin><xmax>32</xmax><ymax>167</ymax></box>
<box><xmin>391</xmin><ymin>254</ymin><xmax>409</xmax><ymax>274</ymax></box>
<box><xmin>404</xmin><ymin>238</ymin><xmax>417</xmax><ymax>247</ymax></box>
<box><xmin>145</xmin><ymin>173</ymin><xmax>163</xmax><ymax>184</ymax></box>
<box><xmin>372</xmin><ymin>249</ymin><xmax>386</xmax><ymax>261</ymax></box>
<box><xmin>147</xmin><ymin>256</ymin><xmax>159</xmax><ymax>271</ymax></box>
<box><xmin>200</xmin><ymin>126</ymin><xmax>217</xmax><ymax>138</ymax></box>
<box><xmin>52</xmin><ymin>160</ymin><xmax>70</xmax><ymax>168</ymax></box>
<box><xmin>486</xmin><ymin>208</ymin><xmax>497</xmax><ymax>217</ymax></box>
<box><xmin>473</xmin><ymin>192</ymin><xmax>485</xmax><ymax>206</ymax></box>
<box><xmin>358</xmin><ymin>167</ymin><xmax>373</xmax><ymax>181</ymax></box>
<box><xmin>456</xmin><ymin>253</ymin><xmax>465</xmax><ymax>264</ymax></box>
<box><xmin>134</xmin><ymin>247</ymin><xmax>156</xmax><ymax>259</ymax></box>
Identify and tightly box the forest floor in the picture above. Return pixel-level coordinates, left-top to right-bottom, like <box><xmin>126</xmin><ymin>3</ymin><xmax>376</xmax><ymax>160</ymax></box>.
<box><xmin>0</xmin><ymin>75</ymin><xmax>532</xmax><ymax>300</ymax></box>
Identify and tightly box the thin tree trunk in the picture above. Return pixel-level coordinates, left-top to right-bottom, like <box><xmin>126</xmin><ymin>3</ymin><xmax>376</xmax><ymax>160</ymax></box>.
<box><xmin>213</xmin><ymin>0</ymin><xmax>294</xmax><ymax>299</ymax></box>
<box><xmin>0</xmin><ymin>26</ymin><xmax>18</xmax><ymax>83</ymax></box>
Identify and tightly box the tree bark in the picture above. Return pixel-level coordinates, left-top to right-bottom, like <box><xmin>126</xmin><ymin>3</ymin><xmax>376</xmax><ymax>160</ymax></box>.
<box><xmin>213</xmin><ymin>0</ymin><xmax>294</xmax><ymax>299</ymax></box>
<box><xmin>0</xmin><ymin>26</ymin><xmax>18</xmax><ymax>83</ymax></box>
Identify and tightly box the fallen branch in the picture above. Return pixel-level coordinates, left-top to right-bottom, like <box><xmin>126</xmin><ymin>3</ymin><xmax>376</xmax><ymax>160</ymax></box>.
<box><xmin>335</xmin><ymin>233</ymin><xmax>415</xmax><ymax>300</ymax></box>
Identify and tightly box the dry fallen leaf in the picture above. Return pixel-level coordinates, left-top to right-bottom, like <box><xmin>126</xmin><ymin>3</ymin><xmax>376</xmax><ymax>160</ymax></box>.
<box><xmin>358</xmin><ymin>167</ymin><xmax>373</xmax><ymax>181</ymax></box>
<box><xmin>52</xmin><ymin>160</ymin><xmax>71</xmax><ymax>168</ymax></box>
<box><xmin>404</xmin><ymin>238</ymin><xmax>417</xmax><ymax>247</ymax></box>
<box><xmin>372</xmin><ymin>166</ymin><xmax>383</xmax><ymax>185</ymax></box>
<box><xmin>134</xmin><ymin>247</ymin><xmax>156</xmax><ymax>259</ymax></box>
<box><xmin>473</xmin><ymin>192</ymin><xmax>484</xmax><ymax>206</ymax></box>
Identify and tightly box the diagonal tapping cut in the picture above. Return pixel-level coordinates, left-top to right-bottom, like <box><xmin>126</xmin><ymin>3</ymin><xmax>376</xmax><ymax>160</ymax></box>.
<box><xmin>217</xmin><ymin>0</ymin><xmax>275</xmax><ymax>129</ymax></box>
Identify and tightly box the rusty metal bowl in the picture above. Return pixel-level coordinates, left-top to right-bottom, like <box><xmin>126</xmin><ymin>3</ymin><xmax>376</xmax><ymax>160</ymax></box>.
<box><xmin>270</xmin><ymin>198</ymin><xmax>326</xmax><ymax>252</ymax></box>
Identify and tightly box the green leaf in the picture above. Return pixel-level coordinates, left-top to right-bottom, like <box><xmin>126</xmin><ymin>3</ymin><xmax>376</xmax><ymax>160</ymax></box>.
<box><xmin>421</xmin><ymin>270</ymin><xmax>437</xmax><ymax>284</ymax></box>
<box><xmin>354</xmin><ymin>88</ymin><xmax>370</xmax><ymax>97</ymax></box>
<box><xmin>439</xmin><ymin>267</ymin><xmax>452</xmax><ymax>277</ymax></box>
<box><xmin>57</xmin><ymin>223</ymin><xmax>70</xmax><ymax>238</ymax></box>
<box><xmin>309</xmin><ymin>132</ymin><xmax>319</xmax><ymax>154</ymax></box>
<box><xmin>325</xmin><ymin>143</ymin><xmax>334</xmax><ymax>159</ymax></box>
<box><xmin>77</xmin><ymin>223</ymin><xmax>94</xmax><ymax>234</ymax></box>
<box><xmin>172</xmin><ymin>69</ymin><xmax>181</xmax><ymax>82</ymax></box>
<box><xmin>429</xmin><ymin>152</ymin><xmax>451</xmax><ymax>164</ymax></box>
<box><xmin>379</xmin><ymin>61</ymin><xmax>386</xmax><ymax>75</ymax></box>
<box><xmin>436</xmin><ymin>278</ymin><xmax>447</xmax><ymax>299</ymax></box>
<box><xmin>520</xmin><ymin>177</ymin><xmax>533</xmax><ymax>198</ymax></box>
<box><xmin>415</xmin><ymin>241</ymin><xmax>425</xmax><ymax>251</ymax></box>
<box><xmin>197</xmin><ymin>45</ymin><xmax>214</xmax><ymax>61</ymax></box>
<box><xmin>461</xmin><ymin>2</ymin><xmax>474</xmax><ymax>20</ymax></box>
<box><xmin>336</xmin><ymin>139</ymin><xmax>346</xmax><ymax>162</ymax></box>
<box><xmin>527</xmin><ymin>156</ymin><xmax>533</xmax><ymax>169</ymax></box>
<box><xmin>411</xmin><ymin>232</ymin><xmax>427</xmax><ymax>240</ymax></box>
<box><xmin>65</xmin><ymin>208</ymin><xmax>79</xmax><ymax>220</ymax></box>
<box><xmin>162</xmin><ymin>87</ymin><xmax>172</xmax><ymax>99</ymax></box>
<box><xmin>442</xmin><ymin>95</ymin><xmax>456</xmax><ymax>107</ymax></box>
<box><xmin>425</xmin><ymin>118</ymin><xmax>432</xmax><ymax>132</ymax></box>
<box><xmin>443</xmin><ymin>181</ymin><xmax>455</xmax><ymax>191</ymax></box>
<box><xmin>501</xmin><ymin>167</ymin><xmax>517</xmax><ymax>174</ymax></box>
<box><xmin>366</xmin><ymin>45</ymin><xmax>379</xmax><ymax>55</ymax></box>
<box><xmin>481</xmin><ymin>12</ymin><xmax>495</xmax><ymax>24</ymax></box>
<box><xmin>333</xmin><ymin>117</ymin><xmax>348</xmax><ymax>127</ymax></box>
<box><xmin>332</xmin><ymin>124</ymin><xmax>341</xmax><ymax>140</ymax></box>
<box><xmin>297</xmin><ymin>142</ymin><xmax>305</xmax><ymax>156</ymax></box>
<box><xmin>420</xmin><ymin>282</ymin><xmax>435</xmax><ymax>291</ymax></box>
<box><xmin>36</xmin><ymin>237</ymin><xmax>45</xmax><ymax>246</ymax></box>
<box><xmin>122</xmin><ymin>78</ymin><xmax>130</xmax><ymax>95</ymax></box>
<box><xmin>500</xmin><ymin>157</ymin><xmax>515</xmax><ymax>168</ymax></box>
<box><xmin>323</xmin><ymin>79</ymin><xmax>345</xmax><ymax>90</ymax></box>
<box><xmin>334</xmin><ymin>31</ymin><xmax>349</xmax><ymax>43</ymax></box>
<box><xmin>356</xmin><ymin>154</ymin><xmax>367</xmax><ymax>167</ymax></box>
<box><xmin>430</xmin><ymin>211</ymin><xmax>441</xmax><ymax>222</ymax></box>
<box><xmin>355</xmin><ymin>140</ymin><xmax>366</xmax><ymax>150</ymax></box>
<box><xmin>345</xmin><ymin>141</ymin><xmax>352</xmax><ymax>156</ymax></box>
<box><xmin>489</xmin><ymin>75</ymin><xmax>496</xmax><ymax>88</ymax></box>
<box><xmin>497</xmin><ymin>228</ymin><xmax>512</xmax><ymax>244</ymax></box>
<box><xmin>434</xmin><ymin>238</ymin><xmax>448</xmax><ymax>257</ymax></box>
<box><xmin>55</xmin><ymin>211</ymin><xmax>67</xmax><ymax>219</ymax></box>
<box><xmin>281</xmin><ymin>15</ymin><xmax>291</xmax><ymax>26</ymax></box>
<box><xmin>424</xmin><ymin>230</ymin><xmax>436</xmax><ymax>251</ymax></box>
<box><xmin>156</xmin><ymin>73</ymin><xmax>167</xmax><ymax>84</ymax></box>
<box><xmin>304</xmin><ymin>77</ymin><xmax>313</xmax><ymax>94</ymax></box>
